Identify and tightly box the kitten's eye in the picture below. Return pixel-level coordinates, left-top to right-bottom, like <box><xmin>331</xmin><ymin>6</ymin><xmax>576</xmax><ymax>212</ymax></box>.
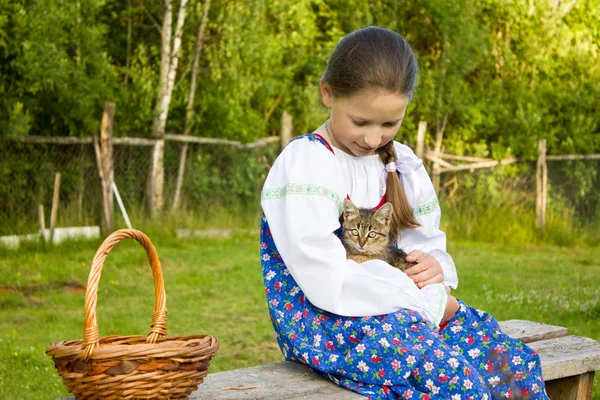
<box><xmin>351</xmin><ymin>229</ymin><xmax>359</xmax><ymax>236</ymax></box>
<box><xmin>368</xmin><ymin>232</ymin><xmax>376</xmax><ymax>238</ymax></box>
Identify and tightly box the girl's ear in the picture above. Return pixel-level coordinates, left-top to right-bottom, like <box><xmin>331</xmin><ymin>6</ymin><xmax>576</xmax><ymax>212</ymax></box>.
<box><xmin>320</xmin><ymin>80</ymin><xmax>334</xmax><ymax>108</ymax></box>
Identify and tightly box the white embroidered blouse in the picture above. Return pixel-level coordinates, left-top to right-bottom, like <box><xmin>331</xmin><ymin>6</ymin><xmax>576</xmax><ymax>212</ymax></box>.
<box><xmin>260</xmin><ymin>135</ymin><xmax>458</xmax><ymax>328</ymax></box>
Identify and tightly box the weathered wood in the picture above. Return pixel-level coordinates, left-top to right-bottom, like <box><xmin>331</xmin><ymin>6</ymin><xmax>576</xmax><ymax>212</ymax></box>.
<box><xmin>38</xmin><ymin>204</ymin><xmax>45</xmax><ymax>241</ymax></box>
<box><xmin>424</xmin><ymin>153</ymin><xmax>455</xmax><ymax>169</ymax></box>
<box><xmin>415</xmin><ymin>121</ymin><xmax>427</xmax><ymax>160</ymax></box>
<box><xmin>536</xmin><ymin>139</ymin><xmax>547</xmax><ymax>230</ymax></box>
<box><xmin>22</xmin><ymin>136</ymin><xmax>92</xmax><ymax>144</ymax></box>
<box><xmin>545</xmin><ymin>371</ymin><xmax>595</xmax><ymax>400</ymax></box>
<box><xmin>498</xmin><ymin>319</ymin><xmax>568</xmax><ymax>343</ymax></box>
<box><xmin>425</xmin><ymin>151</ymin><xmax>490</xmax><ymax>163</ymax></box>
<box><xmin>95</xmin><ymin>102</ymin><xmax>115</xmax><ymax>234</ymax></box>
<box><xmin>547</xmin><ymin>153</ymin><xmax>600</xmax><ymax>161</ymax></box>
<box><xmin>238</xmin><ymin>136</ymin><xmax>279</xmax><ymax>150</ymax></box>
<box><xmin>281</xmin><ymin>111</ymin><xmax>293</xmax><ymax>150</ymax></box>
<box><xmin>528</xmin><ymin>335</ymin><xmax>600</xmax><ymax>381</ymax></box>
<box><xmin>191</xmin><ymin>362</ymin><xmax>363</xmax><ymax>400</ymax></box>
<box><xmin>49</xmin><ymin>173</ymin><xmax>61</xmax><ymax>243</ymax></box>
<box><xmin>438</xmin><ymin>157</ymin><xmax>519</xmax><ymax>173</ymax></box>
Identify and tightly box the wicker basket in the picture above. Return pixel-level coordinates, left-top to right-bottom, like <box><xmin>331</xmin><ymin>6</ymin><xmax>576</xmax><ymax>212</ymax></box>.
<box><xmin>46</xmin><ymin>229</ymin><xmax>219</xmax><ymax>399</ymax></box>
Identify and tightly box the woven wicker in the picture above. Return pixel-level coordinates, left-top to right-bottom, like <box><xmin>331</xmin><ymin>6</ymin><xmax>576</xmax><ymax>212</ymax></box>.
<box><xmin>46</xmin><ymin>229</ymin><xmax>219</xmax><ymax>399</ymax></box>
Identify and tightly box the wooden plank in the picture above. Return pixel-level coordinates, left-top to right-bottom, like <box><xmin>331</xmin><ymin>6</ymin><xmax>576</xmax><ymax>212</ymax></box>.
<box><xmin>498</xmin><ymin>319</ymin><xmax>568</xmax><ymax>343</ymax></box>
<box><xmin>545</xmin><ymin>371</ymin><xmax>595</xmax><ymax>400</ymax></box>
<box><xmin>425</xmin><ymin>151</ymin><xmax>490</xmax><ymax>163</ymax></box>
<box><xmin>438</xmin><ymin>157</ymin><xmax>519</xmax><ymax>173</ymax></box>
<box><xmin>547</xmin><ymin>154</ymin><xmax>600</xmax><ymax>161</ymax></box>
<box><xmin>528</xmin><ymin>336</ymin><xmax>600</xmax><ymax>381</ymax></box>
<box><xmin>190</xmin><ymin>362</ymin><xmax>363</xmax><ymax>399</ymax></box>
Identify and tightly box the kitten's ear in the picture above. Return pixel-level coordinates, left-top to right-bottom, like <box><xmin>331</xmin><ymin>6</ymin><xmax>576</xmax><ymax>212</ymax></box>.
<box><xmin>373</xmin><ymin>202</ymin><xmax>393</xmax><ymax>225</ymax></box>
<box><xmin>343</xmin><ymin>198</ymin><xmax>359</xmax><ymax>221</ymax></box>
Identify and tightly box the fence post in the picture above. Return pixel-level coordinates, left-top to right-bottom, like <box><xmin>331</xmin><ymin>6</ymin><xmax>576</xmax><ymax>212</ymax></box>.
<box><xmin>49</xmin><ymin>172</ymin><xmax>61</xmax><ymax>243</ymax></box>
<box><xmin>416</xmin><ymin>121</ymin><xmax>427</xmax><ymax>160</ymax></box>
<box><xmin>536</xmin><ymin>139</ymin><xmax>547</xmax><ymax>230</ymax></box>
<box><xmin>280</xmin><ymin>111</ymin><xmax>292</xmax><ymax>150</ymax></box>
<box><xmin>94</xmin><ymin>102</ymin><xmax>115</xmax><ymax>235</ymax></box>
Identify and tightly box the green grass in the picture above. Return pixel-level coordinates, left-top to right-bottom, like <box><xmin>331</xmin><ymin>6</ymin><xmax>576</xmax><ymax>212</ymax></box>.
<box><xmin>0</xmin><ymin>232</ymin><xmax>599</xmax><ymax>399</ymax></box>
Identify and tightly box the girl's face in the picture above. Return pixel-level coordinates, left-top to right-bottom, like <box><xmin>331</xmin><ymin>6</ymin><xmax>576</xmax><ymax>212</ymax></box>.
<box><xmin>320</xmin><ymin>82</ymin><xmax>409</xmax><ymax>156</ymax></box>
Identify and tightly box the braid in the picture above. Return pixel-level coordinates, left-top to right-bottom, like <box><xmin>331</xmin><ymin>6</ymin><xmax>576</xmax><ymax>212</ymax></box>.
<box><xmin>377</xmin><ymin>141</ymin><xmax>420</xmax><ymax>234</ymax></box>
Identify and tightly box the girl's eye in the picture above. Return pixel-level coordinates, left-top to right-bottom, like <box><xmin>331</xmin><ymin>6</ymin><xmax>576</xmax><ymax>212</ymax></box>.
<box><xmin>352</xmin><ymin>120</ymin><xmax>367</xmax><ymax>127</ymax></box>
<box><xmin>368</xmin><ymin>232</ymin><xmax>376</xmax><ymax>238</ymax></box>
<box><xmin>383</xmin><ymin>122</ymin><xmax>399</xmax><ymax>127</ymax></box>
<box><xmin>351</xmin><ymin>230</ymin><xmax>359</xmax><ymax>236</ymax></box>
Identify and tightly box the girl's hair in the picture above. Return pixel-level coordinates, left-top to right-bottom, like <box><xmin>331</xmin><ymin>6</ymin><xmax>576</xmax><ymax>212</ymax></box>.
<box><xmin>323</xmin><ymin>26</ymin><xmax>420</xmax><ymax>233</ymax></box>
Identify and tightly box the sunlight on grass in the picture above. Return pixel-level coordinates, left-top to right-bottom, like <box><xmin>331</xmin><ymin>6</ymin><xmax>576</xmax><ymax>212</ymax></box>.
<box><xmin>1</xmin><ymin>232</ymin><xmax>599</xmax><ymax>399</ymax></box>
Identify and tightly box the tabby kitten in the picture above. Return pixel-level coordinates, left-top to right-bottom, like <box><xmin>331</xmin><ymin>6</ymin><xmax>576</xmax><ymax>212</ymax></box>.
<box><xmin>342</xmin><ymin>198</ymin><xmax>416</xmax><ymax>272</ymax></box>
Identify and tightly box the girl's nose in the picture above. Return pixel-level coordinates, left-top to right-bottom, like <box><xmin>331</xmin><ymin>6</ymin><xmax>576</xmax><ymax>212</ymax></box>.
<box><xmin>364</xmin><ymin>129</ymin><xmax>382</xmax><ymax>149</ymax></box>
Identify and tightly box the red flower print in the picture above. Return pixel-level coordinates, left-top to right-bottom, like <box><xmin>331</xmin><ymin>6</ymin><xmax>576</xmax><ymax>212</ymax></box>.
<box><xmin>303</xmin><ymin>309</ymin><xmax>308</xmax><ymax>318</ymax></box>
<box><xmin>325</xmin><ymin>341</ymin><xmax>335</xmax><ymax>350</ymax></box>
<box><xmin>392</xmin><ymin>338</ymin><xmax>401</xmax><ymax>345</ymax></box>
<box><xmin>422</xmin><ymin>395</ymin><xmax>431</xmax><ymax>400</ymax></box>
<box><xmin>370</xmin><ymin>355</ymin><xmax>383</xmax><ymax>363</ymax></box>
<box><xmin>383</xmin><ymin>386</ymin><xmax>390</xmax><ymax>394</ymax></box>
<box><xmin>482</xmin><ymin>335</ymin><xmax>490</xmax><ymax>343</ymax></box>
<box><xmin>313</xmin><ymin>316</ymin><xmax>321</xmax><ymax>325</ymax></box>
<box><xmin>438</xmin><ymin>373</ymin><xmax>449</xmax><ymax>383</ymax></box>
<box><xmin>312</xmin><ymin>356</ymin><xmax>320</xmax><ymax>365</ymax></box>
<box><xmin>274</xmin><ymin>281</ymin><xmax>281</xmax><ymax>291</ymax></box>
<box><xmin>299</xmin><ymin>295</ymin><xmax>305</xmax><ymax>304</ymax></box>
<box><xmin>417</xmin><ymin>335</ymin><xmax>426</xmax><ymax>341</ymax></box>
<box><xmin>485</xmin><ymin>360</ymin><xmax>494</xmax><ymax>371</ymax></box>
<box><xmin>285</xmin><ymin>303</ymin><xmax>293</xmax><ymax>311</ymax></box>
<box><xmin>410</xmin><ymin>326</ymin><xmax>420</xmax><ymax>332</ymax></box>
<box><xmin>265</xmin><ymin>288</ymin><xmax>270</xmax><ymax>294</ymax></box>
<box><xmin>334</xmin><ymin>319</ymin><xmax>342</xmax><ymax>326</ymax></box>
<box><xmin>521</xmin><ymin>388</ymin><xmax>529</xmax><ymax>396</ymax></box>
<box><xmin>467</xmin><ymin>334</ymin><xmax>474</xmax><ymax>345</ymax></box>
<box><xmin>465</xmin><ymin>367</ymin><xmax>472</xmax><ymax>377</ymax></box>
<box><xmin>290</xmin><ymin>333</ymin><xmax>298</xmax><ymax>340</ymax></box>
<box><xmin>348</xmin><ymin>335</ymin><xmax>360</xmax><ymax>343</ymax></box>
<box><xmin>399</xmin><ymin>347</ymin><xmax>409</xmax><ymax>354</ymax></box>
<box><xmin>378</xmin><ymin>368</ymin><xmax>385</xmax><ymax>378</ymax></box>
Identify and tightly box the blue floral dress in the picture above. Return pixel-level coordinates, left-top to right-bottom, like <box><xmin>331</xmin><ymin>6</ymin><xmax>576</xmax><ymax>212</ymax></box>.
<box><xmin>259</xmin><ymin>135</ymin><xmax>549</xmax><ymax>400</ymax></box>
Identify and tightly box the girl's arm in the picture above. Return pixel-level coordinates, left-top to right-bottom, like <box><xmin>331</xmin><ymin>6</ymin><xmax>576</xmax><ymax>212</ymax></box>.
<box><xmin>261</xmin><ymin>137</ymin><xmax>448</xmax><ymax>328</ymax></box>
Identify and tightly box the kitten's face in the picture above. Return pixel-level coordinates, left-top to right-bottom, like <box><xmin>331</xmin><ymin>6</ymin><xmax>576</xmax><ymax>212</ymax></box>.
<box><xmin>342</xmin><ymin>199</ymin><xmax>393</xmax><ymax>255</ymax></box>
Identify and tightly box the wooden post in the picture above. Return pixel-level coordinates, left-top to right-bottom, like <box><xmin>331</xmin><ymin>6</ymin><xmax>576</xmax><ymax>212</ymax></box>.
<box><xmin>416</xmin><ymin>121</ymin><xmax>427</xmax><ymax>160</ymax></box>
<box><xmin>94</xmin><ymin>102</ymin><xmax>115</xmax><ymax>235</ymax></box>
<box><xmin>49</xmin><ymin>173</ymin><xmax>61</xmax><ymax>243</ymax></box>
<box><xmin>432</xmin><ymin>115</ymin><xmax>447</xmax><ymax>194</ymax></box>
<box><xmin>280</xmin><ymin>111</ymin><xmax>292</xmax><ymax>150</ymax></box>
<box><xmin>38</xmin><ymin>204</ymin><xmax>46</xmax><ymax>242</ymax></box>
<box><xmin>536</xmin><ymin>139</ymin><xmax>547</xmax><ymax>230</ymax></box>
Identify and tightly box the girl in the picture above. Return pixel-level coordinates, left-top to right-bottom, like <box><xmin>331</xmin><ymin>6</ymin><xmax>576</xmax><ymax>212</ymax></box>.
<box><xmin>260</xmin><ymin>26</ymin><xmax>548</xmax><ymax>399</ymax></box>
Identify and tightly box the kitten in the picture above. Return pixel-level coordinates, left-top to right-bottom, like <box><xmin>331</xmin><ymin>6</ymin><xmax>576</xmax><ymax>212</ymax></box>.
<box><xmin>342</xmin><ymin>198</ymin><xmax>416</xmax><ymax>272</ymax></box>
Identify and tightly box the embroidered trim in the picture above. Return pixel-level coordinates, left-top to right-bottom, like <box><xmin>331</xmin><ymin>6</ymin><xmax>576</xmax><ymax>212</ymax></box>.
<box><xmin>414</xmin><ymin>198</ymin><xmax>439</xmax><ymax>217</ymax></box>
<box><xmin>261</xmin><ymin>184</ymin><xmax>343</xmax><ymax>214</ymax></box>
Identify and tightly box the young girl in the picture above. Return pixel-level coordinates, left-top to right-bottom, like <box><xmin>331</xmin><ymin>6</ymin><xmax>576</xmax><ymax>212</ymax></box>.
<box><xmin>260</xmin><ymin>27</ymin><xmax>548</xmax><ymax>399</ymax></box>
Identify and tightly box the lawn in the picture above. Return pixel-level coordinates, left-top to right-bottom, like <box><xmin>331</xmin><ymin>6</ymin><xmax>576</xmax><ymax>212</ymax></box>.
<box><xmin>0</xmin><ymin>231</ymin><xmax>598</xmax><ymax>399</ymax></box>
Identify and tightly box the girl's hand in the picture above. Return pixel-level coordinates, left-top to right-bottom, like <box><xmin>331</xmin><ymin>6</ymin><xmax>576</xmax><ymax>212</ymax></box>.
<box><xmin>404</xmin><ymin>250</ymin><xmax>444</xmax><ymax>288</ymax></box>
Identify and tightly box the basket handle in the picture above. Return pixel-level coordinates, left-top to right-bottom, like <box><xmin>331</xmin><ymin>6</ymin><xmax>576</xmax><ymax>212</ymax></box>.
<box><xmin>81</xmin><ymin>229</ymin><xmax>167</xmax><ymax>361</ymax></box>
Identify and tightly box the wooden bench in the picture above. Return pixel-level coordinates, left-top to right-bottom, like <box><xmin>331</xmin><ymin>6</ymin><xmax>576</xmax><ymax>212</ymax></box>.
<box><xmin>57</xmin><ymin>320</ymin><xmax>600</xmax><ymax>400</ymax></box>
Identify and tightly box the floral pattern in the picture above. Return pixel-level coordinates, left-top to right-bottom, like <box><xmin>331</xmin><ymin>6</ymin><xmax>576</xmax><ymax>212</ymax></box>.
<box><xmin>260</xmin><ymin>134</ymin><xmax>549</xmax><ymax>399</ymax></box>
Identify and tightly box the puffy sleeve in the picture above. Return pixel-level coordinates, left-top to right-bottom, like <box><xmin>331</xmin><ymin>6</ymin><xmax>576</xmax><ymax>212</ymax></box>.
<box><xmin>394</xmin><ymin>143</ymin><xmax>459</xmax><ymax>289</ymax></box>
<box><xmin>261</xmin><ymin>137</ymin><xmax>448</xmax><ymax>328</ymax></box>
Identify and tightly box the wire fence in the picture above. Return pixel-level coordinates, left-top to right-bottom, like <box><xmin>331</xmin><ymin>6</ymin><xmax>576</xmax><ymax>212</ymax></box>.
<box><xmin>1</xmin><ymin>138</ymin><xmax>598</xmax><ymax>244</ymax></box>
<box><xmin>0</xmin><ymin>139</ymin><xmax>278</xmax><ymax>237</ymax></box>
